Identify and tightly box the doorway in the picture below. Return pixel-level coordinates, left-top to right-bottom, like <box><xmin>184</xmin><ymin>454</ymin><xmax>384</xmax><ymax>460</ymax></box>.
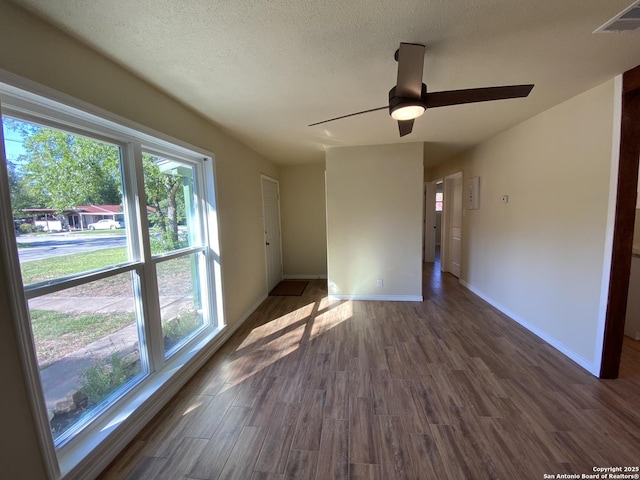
<box><xmin>424</xmin><ymin>181</ymin><xmax>436</xmax><ymax>263</ymax></box>
<box><xmin>601</xmin><ymin>64</ymin><xmax>640</xmax><ymax>378</ymax></box>
<box><xmin>261</xmin><ymin>175</ymin><xmax>283</xmax><ymax>293</ymax></box>
<box><xmin>424</xmin><ymin>180</ymin><xmax>444</xmax><ymax>264</ymax></box>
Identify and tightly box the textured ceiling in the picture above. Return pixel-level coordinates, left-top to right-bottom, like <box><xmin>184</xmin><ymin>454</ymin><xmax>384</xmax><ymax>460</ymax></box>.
<box><xmin>9</xmin><ymin>0</ymin><xmax>640</xmax><ymax>166</ymax></box>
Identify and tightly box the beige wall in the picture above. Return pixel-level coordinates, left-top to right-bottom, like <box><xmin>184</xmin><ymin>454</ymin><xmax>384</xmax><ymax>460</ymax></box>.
<box><xmin>326</xmin><ymin>143</ymin><xmax>424</xmax><ymax>299</ymax></box>
<box><xmin>280</xmin><ymin>163</ymin><xmax>327</xmax><ymax>278</ymax></box>
<box><xmin>427</xmin><ymin>79</ymin><xmax>618</xmax><ymax>370</ymax></box>
<box><xmin>0</xmin><ymin>3</ymin><xmax>279</xmax><ymax>477</ymax></box>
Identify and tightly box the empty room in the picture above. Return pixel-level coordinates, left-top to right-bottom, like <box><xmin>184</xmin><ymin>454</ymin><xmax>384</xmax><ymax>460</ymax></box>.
<box><xmin>0</xmin><ymin>1</ymin><xmax>639</xmax><ymax>479</ymax></box>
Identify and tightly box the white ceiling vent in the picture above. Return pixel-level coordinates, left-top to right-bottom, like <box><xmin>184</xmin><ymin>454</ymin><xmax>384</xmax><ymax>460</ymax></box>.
<box><xmin>595</xmin><ymin>1</ymin><xmax>640</xmax><ymax>33</ymax></box>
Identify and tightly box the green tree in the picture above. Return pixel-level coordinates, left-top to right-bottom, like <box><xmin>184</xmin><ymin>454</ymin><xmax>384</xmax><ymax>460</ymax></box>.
<box><xmin>6</xmin><ymin>157</ymin><xmax>36</xmax><ymax>218</ymax></box>
<box><xmin>21</xmin><ymin>128</ymin><xmax>121</xmax><ymax>212</ymax></box>
<box><xmin>4</xmin><ymin>118</ymin><xmax>186</xmax><ymax>246</ymax></box>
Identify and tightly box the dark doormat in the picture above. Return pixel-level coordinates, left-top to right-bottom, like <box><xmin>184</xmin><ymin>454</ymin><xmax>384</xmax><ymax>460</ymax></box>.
<box><xmin>270</xmin><ymin>280</ymin><xmax>308</xmax><ymax>296</ymax></box>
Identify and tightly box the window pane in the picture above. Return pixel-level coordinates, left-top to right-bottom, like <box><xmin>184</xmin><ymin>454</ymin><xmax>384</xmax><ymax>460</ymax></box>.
<box><xmin>29</xmin><ymin>272</ymin><xmax>146</xmax><ymax>444</ymax></box>
<box><xmin>156</xmin><ymin>253</ymin><xmax>206</xmax><ymax>356</ymax></box>
<box><xmin>2</xmin><ymin>117</ymin><xmax>131</xmax><ymax>285</ymax></box>
<box><xmin>435</xmin><ymin>192</ymin><xmax>443</xmax><ymax>212</ymax></box>
<box><xmin>143</xmin><ymin>153</ymin><xmax>200</xmax><ymax>256</ymax></box>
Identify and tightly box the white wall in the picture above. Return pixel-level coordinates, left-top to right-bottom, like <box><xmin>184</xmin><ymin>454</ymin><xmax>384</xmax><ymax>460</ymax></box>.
<box><xmin>326</xmin><ymin>143</ymin><xmax>424</xmax><ymax>300</ymax></box>
<box><xmin>279</xmin><ymin>163</ymin><xmax>327</xmax><ymax>278</ymax></box>
<box><xmin>0</xmin><ymin>2</ymin><xmax>279</xmax><ymax>477</ymax></box>
<box><xmin>428</xmin><ymin>79</ymin><xmax>619</xmax><ymax>373</ymax></box>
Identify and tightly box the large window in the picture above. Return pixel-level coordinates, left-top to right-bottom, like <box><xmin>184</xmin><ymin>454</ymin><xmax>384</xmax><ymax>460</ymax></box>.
<box><xmin>0</xmin><ymin>82</ymin><xmax>222</xmax><ymax>477</ymax></box>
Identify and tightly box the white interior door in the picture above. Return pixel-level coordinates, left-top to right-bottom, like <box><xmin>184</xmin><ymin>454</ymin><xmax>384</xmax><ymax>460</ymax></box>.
<box><xmin>261</xmin><ymin>176</ymin><xmax>283</xmax><ymax>292</ymax></box>
<box><xmin>442</xmin><ymin>172</ymin><xmax>463</xmax><ymax>277</ymax></box>
<box><xmin>424</xmin><ymin>181</ymin><xmax>437</xmax><ymax>263</ymax></box>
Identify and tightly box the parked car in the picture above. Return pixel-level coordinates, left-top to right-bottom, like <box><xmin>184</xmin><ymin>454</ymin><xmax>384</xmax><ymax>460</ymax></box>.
<box><xmin>87</xmin><ymin>219</ymin><xmax>122</xmax><ymax>230</ymax></box>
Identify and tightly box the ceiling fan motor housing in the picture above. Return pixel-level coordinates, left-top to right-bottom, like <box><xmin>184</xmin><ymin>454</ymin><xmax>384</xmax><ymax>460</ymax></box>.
<box><xmin>389</xmin><ymin>83</ymin><xmax>428</xmax><ymax>119</ymax></box>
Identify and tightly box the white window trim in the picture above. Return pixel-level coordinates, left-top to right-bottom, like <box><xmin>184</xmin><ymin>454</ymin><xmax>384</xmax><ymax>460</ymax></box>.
<box><xmin>0</xmin><ymin>69</ymin><xmax>228</xmax><ymax>479</ymax></box>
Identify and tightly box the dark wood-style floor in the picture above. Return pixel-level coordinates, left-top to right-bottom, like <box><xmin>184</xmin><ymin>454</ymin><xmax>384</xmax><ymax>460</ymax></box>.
<box><xmin>99</xmin><ymin>262</ymin><xmax>640</xmax><ymax>480</ymax></box>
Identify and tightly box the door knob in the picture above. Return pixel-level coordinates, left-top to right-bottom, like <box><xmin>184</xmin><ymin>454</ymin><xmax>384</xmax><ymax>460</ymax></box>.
<box><xmin>266</xmin><ymin>242</ymin><xmax>270</xmax><ymax>246</ymax></box>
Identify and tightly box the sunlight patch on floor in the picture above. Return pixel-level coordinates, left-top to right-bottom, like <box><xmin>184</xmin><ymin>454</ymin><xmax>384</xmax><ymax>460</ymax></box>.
<box><xmin>221</xmin><ymin>297</ymin><xmax>355</xmax><ymax>386</ymax></box>
<box><xmin>237</xmin><ymin>302</ymin><xmax>316</xmax><ymax>350</ymax></box>
<box><xmin>182</xmin><ymin>397</ymin><xmax>207</xmax><ymax>417</ymax></box>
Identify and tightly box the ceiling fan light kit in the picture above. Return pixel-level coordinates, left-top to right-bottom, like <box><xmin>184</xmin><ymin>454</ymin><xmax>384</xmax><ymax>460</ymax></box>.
<box><xmin>390</xmin><ymin>104</ymin><xmax>426</xmax><ymax>121</ymax></box>
<box><xmin>309</xmin><ymin>42</ymin><xmax>534</xmax><ymax>138</ymax></box>
<box><xmin>389</xmin><ymin>84</ymin><xmax>427</xmax><ymax>121</ymax></box>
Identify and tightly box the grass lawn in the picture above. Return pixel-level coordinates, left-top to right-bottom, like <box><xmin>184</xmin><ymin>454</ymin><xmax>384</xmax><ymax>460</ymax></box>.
<box><xmin>69</xmin><ymin>229</ymin><xmax>126</xmax><ymax>236</ymax></box>
<box><xmin>32</xmin><ymin>309</ymin><xmax>135</xmax><ymax>368</ymax></box>
<box><xmin>22</xmin><ymin>247</ymin><xmax>197</xmax><ymax>366</ymax></box>
<box><xmin>21</xmin><ymin>247</ymin><xmax>128</xmax><ymax>285</ymax></box>
<box><xmin>22</xmin><ymin>246</ymin><xmax>195</xmax><ymax>294</ymax></box>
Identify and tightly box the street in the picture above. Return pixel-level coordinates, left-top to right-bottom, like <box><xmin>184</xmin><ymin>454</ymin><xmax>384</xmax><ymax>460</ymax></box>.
<box><xmin>16</xmin><ymin>233</ymin><xmax>127</xmax><ymax>262</ymax></box>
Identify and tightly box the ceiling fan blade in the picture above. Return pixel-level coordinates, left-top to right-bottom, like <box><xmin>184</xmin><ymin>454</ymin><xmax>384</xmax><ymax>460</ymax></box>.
<box><xmin>396</xmin><ymin>43</ymin><xmax>425</xmax><ymax>98</ymax></box>
<box><xmin>425</xmin><ymin>84</ymin><xmax>534</xmax><ymax>109</ymax></box>
<box><xmin>398</xmin><ymin>119</ymin><xmax>414</xmax><ymax>137</ymax></box>
<box><xmin>308</xmin><ymin>106</ymin><xmax>388</xmax><ymax>127</ymax></box>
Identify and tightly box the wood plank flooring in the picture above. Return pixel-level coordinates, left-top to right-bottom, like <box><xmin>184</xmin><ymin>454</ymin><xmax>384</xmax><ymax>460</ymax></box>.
<box><xmin>99</xmin><ymin>263</ymin><xmax>640</xmax><ymax>480</ymax></box>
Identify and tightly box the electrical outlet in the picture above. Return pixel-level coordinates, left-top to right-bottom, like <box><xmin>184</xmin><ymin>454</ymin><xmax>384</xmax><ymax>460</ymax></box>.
<box><xmin>377</xmin><ymin>279</ymin><xmax>383</xmax><ymax>288</ymax></box>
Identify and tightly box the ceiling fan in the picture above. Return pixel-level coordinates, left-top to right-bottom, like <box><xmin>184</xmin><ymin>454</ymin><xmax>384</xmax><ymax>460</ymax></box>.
<box><xmin>309</xmin><ymin>43</ymin><xmax>534</xmax><ymax>137</ymax></box>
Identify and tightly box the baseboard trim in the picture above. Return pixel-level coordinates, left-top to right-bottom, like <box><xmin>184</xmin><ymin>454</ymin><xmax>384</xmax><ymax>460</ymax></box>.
<box><xmin>283</xmin><ymin>274</ymin><xmax>327</xmax><ymax>280</ymax></box>
<box><xmin>329</xmin><ymin>294</ymin><xmax>423</xmax><ymax>302</ymax></box>
<box><xmin>459</xmin><ymin>280</ymin><xmax>598</xmax><ymax>376</ymax></box>
<box><xmin>71</xmin><ymin>294</ymin><xmax>266</xmax><ymax>480</ymax></box>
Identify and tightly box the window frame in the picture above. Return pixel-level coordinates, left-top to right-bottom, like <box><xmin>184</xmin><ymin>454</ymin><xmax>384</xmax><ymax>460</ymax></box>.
<box><xmin>0</xmin><ymin>72</ymin><xmax>225</xmax><ymax>479</ymax></box>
